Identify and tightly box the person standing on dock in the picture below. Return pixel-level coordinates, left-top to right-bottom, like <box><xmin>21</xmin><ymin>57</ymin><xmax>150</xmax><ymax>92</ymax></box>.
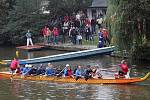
<box><xmin>97</xmin><ymin>29</ymin><xmax>104</xmax><ymax>48</ymax></box>
<box><xmin>52</xmin><ymin>27</ymin><xmax>59</xmax><ymax>45</ymax></box>
<box><xmin>42</xmin><ymin>26</ymin><xmax>51</xmax><ymax>44</ymax></box>
<box><xmin>102</xmin><ymin>28</ymin><xmax>110</xmax><ymax>46</ymax></box>
<box><xmin>26</xmin><ymin>30</ymin><xmax>34</xmax><ymax>47</ymax></box>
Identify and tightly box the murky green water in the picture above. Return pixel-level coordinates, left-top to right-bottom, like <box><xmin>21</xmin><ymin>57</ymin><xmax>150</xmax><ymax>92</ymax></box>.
<box><xmin>0</xmin><ymin>46</ymin><xmax>150</xmax><ymax>100</ymax></box>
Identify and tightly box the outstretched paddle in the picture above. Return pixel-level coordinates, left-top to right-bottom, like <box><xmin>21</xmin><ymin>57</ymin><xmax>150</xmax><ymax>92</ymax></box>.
<box><xmin>56</xmin><ymin>66</ymin><xmax>67</xmax><ymax>77</ymax></box>
<box><xmin>0</xmin><ymin>60</ymin><xmax>7</xmax><ymax>65</ymax></box>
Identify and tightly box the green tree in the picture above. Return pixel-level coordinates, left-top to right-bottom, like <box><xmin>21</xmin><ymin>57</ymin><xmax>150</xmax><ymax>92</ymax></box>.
<box><xmin>0</xmin><ymin>0</ymin><xmax>16</xmax><ymax>44</ymax></box>
<box><xmin>47</xmin><ymin>0</ymin><xmax>92</xmax><ymax>18</ymax></box>
<box><xmin>107</xmin><ymin>0</ymin><xmax>150</xmax><ymax>61</ymax></box>
<box><xmin>1</xmin><ymin>0</ymin><xmax>49</xmax><ymax>45</ymax></box>
<box><xmin>0</xmin><ymin>0</ymin><xmax>92</xmax><ymax>45</ymax></box>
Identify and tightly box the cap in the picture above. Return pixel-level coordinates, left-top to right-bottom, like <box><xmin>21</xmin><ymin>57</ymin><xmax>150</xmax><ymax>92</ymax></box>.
<box><xmin>121</xmin><ymin>60</ymin><xmax>126</xmax><ymax>64</ymax></box>
<box><xmin>102</xmin><ymin>28</ymin><xmax>107</xmax><ymax>30</ymax></box>
<box><xmin>66</xmin><ymin>64</ymin><xmax>70</xmax><ymax>67</ymax></box>
<box><xmin>25</xmin><ymin>64</ymin><xmax>32</xmax><ymax>67</ymax></box>
<box><xmin>25</xmin><ymin>64</ymin><xmax>29</xmax><ymax>67</ymax></box>
<box><xmin>92</xmin><ymin>68</ymin><xmax>96</xmax><ymax>72</ymax></box>
<box><xmin>28</xmin><ymin>64</ymin><xmax>33</xmax><ymax>67</ymax></box>
<box><xmin>78</xmin><ymin>66</ymin><xmax>81</xmax><ymax>68</ymax></box>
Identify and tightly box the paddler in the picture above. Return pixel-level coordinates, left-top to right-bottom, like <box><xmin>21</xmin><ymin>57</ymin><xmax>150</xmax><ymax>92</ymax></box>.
<box><xmin>84</xmin><ymin>65</ymin><xmax>92</xmax><ymax>81</ymax></box>
<box><xmin>119</xmin><ymin>60</ymin><xmax>129</xmax><ymax>76</ymax></box>
<box><xmin>75</xmin><ymin>65</ymin><xmax>82</xmax><ymax>80</ymax></box>
<box><xmin>115</xmin><ymin>60</ymin><xmax>129</xmax><ymax>79</ymax></box>
<box><xmin>63</xmin><ymin>64</ymin><xmax>73</xmax><ymax>77</ymax></box>
<box><xmin>10</xmin><ymin>57</ymin><xmax>20</xmax><ymax>76</ymax></box>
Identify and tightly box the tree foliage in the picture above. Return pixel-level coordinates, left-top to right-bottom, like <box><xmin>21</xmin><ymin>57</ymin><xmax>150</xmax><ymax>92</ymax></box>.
<box><xmin>0</xmin><ymin>0</ymin><xmax>92</xmax><ymax>45</ymax></box>
<box><xmin>0</xmin><ymin>0</ymin><xmax>16</xmax><ymax>44</ymax></box>
<box><xmin>0</xmin><ymin>0</ymin><xmax>49</xmax><ymax>45</ymax></box>
<box><xmin>47</xmin><ymin>0</ymin><xmax>92</xmax><ymax>18</ymax></box>
<box><xmin>106</xmin><ymin>0</ymin><xmax>150</xmax><ymax>61</ymax></box>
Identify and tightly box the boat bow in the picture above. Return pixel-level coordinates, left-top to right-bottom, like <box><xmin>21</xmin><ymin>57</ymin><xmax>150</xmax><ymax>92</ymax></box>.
<box><xmin>140</xmin><ymin>72</ymin><xmax>150</xmax><ymax>81</ymax></box>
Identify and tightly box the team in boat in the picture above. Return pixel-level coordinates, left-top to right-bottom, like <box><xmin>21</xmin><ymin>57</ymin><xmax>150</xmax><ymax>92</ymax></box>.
<box><xmin>9</xmin><ymin>58</ymin><xmax>129</xmax><ymax>80</ymax></box>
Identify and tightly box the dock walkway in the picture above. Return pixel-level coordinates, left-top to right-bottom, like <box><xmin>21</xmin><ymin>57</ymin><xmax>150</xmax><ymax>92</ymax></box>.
<box><xmin>16</xmin><ymin>43</ymin><xmax>97</xmax><ymax>51</ymax></box>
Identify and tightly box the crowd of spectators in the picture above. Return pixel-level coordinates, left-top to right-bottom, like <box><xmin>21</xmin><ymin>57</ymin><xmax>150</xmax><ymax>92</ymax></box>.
<box><xmin>40</xmin><ymin>11</ymin><xmax>109</xmax><ymax>47</ymax></box>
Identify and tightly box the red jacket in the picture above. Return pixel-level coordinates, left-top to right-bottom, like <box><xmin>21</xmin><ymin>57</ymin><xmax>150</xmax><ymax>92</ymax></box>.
<box><xmin>53</xmin><ymin>28</ymin><xmax>59</xmax><ymax>36</ymax></box>
<box><xmin>10</xmin><ymin>59</ymin><xmax>19</xmax><ymax>69</ymax></box>
<box><xmin>42</xmin><ymin>27</ymin><xmax>50</xmax><ymax>36</ymax></box>
<box><xmin>68</xmin><ymin>69</ymin><xmax>73</xmax><ymax>76</ymax></box>
<box><xmin>120</xmin><ymin>64</ymin><xmax>128</xmax><ymax>74</ymax></box>
<box><xmin>102</xmin><ymin>30</ymin><xmax>109</xmax><ymax>38</ymax></box>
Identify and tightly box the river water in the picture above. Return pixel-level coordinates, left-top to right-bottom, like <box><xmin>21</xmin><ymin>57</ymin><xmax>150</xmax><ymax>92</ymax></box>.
<box><xmin>0</xmin><ymin>46</ymin><xmax>150</xmax><ymax>100</ymax></box>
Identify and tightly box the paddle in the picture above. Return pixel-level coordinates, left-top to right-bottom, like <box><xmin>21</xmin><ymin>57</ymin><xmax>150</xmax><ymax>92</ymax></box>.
<box><xmin>56</xmin><ymin>66</ymin><xmax>67</xmax><ymax>77</ymax></box>
<box><xmin>100</xmin><ymin>68</ymin><xmax>117</xmax><ymax>72</ymax></box>
<box><xmin>0</xmin><ymin>50</ymin><xmax>19</xmax><ymax>65</ymax></box>
<box><xmin>0</xmin><ymin>59</ymin><xmax>12</xmax><ymax>65</ymax></box>
<box><xmin>0</xmin><ymin>60</ymin><xmax>7</xmax><ymax>65</ymax></box>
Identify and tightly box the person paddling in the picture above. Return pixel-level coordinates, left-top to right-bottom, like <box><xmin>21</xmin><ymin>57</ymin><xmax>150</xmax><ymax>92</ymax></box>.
<box><xmin>63</xmin><ymin>64</ymin><xmax>73</xmax><ymax>77</ymax></box>
<box><xmin>10</xmin><ymin>58</ymin><xmax>20</xmax><ymax>77</ymax></box>
<box><xmin>115</xmin><ymin>60</ymin><xmax>129</xmax><ymax>79</ymax></box>
<box><xmin>45</xmin><ymin>63</ymin><xmax>55</xmax><ymax>76</ymax></box>
<box><xmin>75</xmin><ymin>66</ymin><xmax>82</xmax><ymax>80</ymax></box>
<box><xmin>63</xmin><ymin>64</ymin><xmax>70</xmax><ymax>77</ymax></box>
<box><xmin>84</xmin><ymin>65</ymin><xmax>92</xmax><ymax>81</ymax></box>
<box><xmin>118</xmin><ymin>60</ymin><xmax>129</xmax><ymax>76</ymax></box>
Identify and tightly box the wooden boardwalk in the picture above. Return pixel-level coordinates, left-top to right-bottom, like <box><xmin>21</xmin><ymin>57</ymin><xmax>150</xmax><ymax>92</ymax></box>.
<box><xmin>16</xmin><ymin>45</ymin><xmax>45</xmax><ymax>51</ymax></box>
<box><xmin>38</xmin><ymin>43</ymin><xmax>97</xmax><ymax>51</ymax></box>
<box><xmin>16</xmin><ymin>43</ymin><xmax>97</xmax><ymax>52</ymax></box>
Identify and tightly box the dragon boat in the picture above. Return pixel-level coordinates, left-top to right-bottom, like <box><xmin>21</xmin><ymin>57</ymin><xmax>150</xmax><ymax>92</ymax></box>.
<box><xmin>0</xmin><ymin>71</ymin><xmax>150</xmax><ymax>84</ymax></box>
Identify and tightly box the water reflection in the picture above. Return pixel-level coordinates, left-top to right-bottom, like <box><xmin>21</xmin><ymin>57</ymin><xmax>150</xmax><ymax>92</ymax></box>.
<box><xmin>27</xmin><ymin>52</ymin><xmax>34</xmax><ymax>59</ymax></box>
<box><xmin>1</xmin><ymin>79</ymin><xmax>148</xmax><ymax>100</ymax></box>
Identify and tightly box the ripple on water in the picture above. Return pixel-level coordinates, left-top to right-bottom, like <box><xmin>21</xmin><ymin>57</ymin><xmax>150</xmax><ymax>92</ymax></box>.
<box><xmin>18</xmin><ymin>95</ymin><xmax>25</xmax><ymax>98</ymax></box>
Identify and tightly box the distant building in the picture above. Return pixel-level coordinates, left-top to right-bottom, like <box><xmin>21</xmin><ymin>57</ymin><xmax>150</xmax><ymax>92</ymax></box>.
<box><xmin>40</xmin><ymin>0</ymin><xmax>50</xmax><ymax>14</ymax></box>
<box><xmin>87</xmin><ymin>0</ymin><xmax>107</xmax><ymax>20</ymax></box>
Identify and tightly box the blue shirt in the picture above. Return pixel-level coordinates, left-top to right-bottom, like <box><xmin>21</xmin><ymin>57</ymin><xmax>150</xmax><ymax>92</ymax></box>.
<box><xmin>98</xmin><ymin>32</ymin><xmax>104</xmax><ymax>48</ymax></box>
<box><xmin>46</xmin><ymin>68</ymin><xmax>55</xmax><ymax>76</ymax></box>
<box><xmin>64</xmin><ymin>68</ymin><xmax>68</xmax><ymax>76</ymax></box>
<box><xmin>22</xmin><ymin>67</ymin><xmax>31</xmax><ymax>75</ymax></box>
<box><xmin>75</xmin><ymin>69</ymin><xmax>82</xmax><ymax>77</ymax></box>
<box><xmin>98</xmin><ymin>32</ymin><xmax>104</xmax><ymax>42</ymax></box>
